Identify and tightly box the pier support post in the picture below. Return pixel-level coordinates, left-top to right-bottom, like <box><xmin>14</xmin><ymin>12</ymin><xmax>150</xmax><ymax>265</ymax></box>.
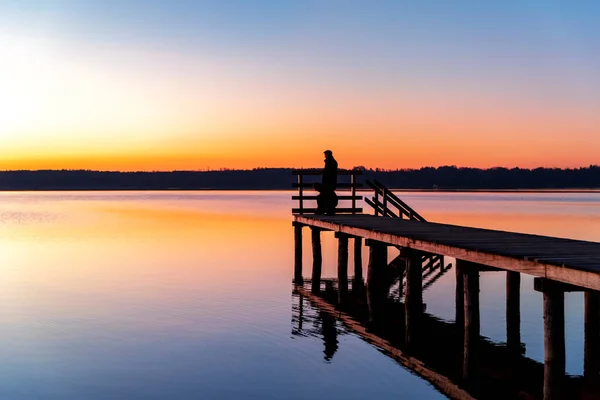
<box><xmin>462</xmin><ymin>262</ymin><xmax>480</xmax><ymax>386</ymax></box>
<box><xmin>311</xmin><ymin>228</ymin><xmax>322</xmax><ymax>293</ymax></box>
<box><xmin>506</xmin><ymin>271</ymin><xmax>521</xmax><ymax>355</ymax></box>
<box><xmin>585</xmin><ymin>291</ymin><xmax>600</xmax><ymax>384</ymax></box>
<box><xmin>293</xmin><ymin>223</ymin><xmax>303</xmax><ymax>284</ymax></box>
<box><xmin>455</xmin><ymin>261</ymin><xmax>464</xmax><ymax>329</ymax></box>
<box><xmin>354</xmin><ymin>237</ymin><xmax>363</xmax><ymax>283</ymax></box>
<box><xmin>336</xmin><ymin>233</ymin><xmax>349</xmax><ymax>304</ymax></box>
<box><xmin>397</xmin><ymin>257</ymin><xmax>406</xmax><ymax>299</ymax></box>
<box><xmin>366</xmin><ymin>240</ymin><xmax>387</xmax><ymax>326</ymax></box>
<box><xmin>405</xmin><ymin>250</ymin><xmax>423</xmax><ymax>347</ymax></box>
<box><xmin>543</xmin><ymin>282</ymin><xmax>565</xmax><ymax>400</ymax></box>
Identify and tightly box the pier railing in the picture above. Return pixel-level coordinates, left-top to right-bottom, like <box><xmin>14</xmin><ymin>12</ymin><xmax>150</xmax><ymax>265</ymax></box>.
<box><xmin>291</xmin><ymin>169</ymin><xmax>363</xmax><ymax>214</ymax></box>
<box><xmin>364</xmin><ymin>179</ymin><xmax>450</xmax><ymax>294</ymax></box>
<box><xmin>365</xmin><ymin>179</ymin><xmax>426</xmax><ymax>221</ymax></box>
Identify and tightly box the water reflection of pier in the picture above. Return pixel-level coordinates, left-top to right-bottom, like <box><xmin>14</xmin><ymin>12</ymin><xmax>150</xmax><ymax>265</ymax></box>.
<box><xmin>291</xmin><ymin>276</ymin><xmax>600</xmax><ymax>400</ymax></box>
<box><xmin>291</xmin><ymin>225</ymin><xmax>600</xmax><ymax>399</ymax></box>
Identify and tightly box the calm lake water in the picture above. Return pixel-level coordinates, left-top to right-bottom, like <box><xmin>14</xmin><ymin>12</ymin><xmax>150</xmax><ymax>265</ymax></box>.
<box><xmin>0</xmin><ymin>191</ymin><xmax>599</xmax><ymax>399</ymax></box>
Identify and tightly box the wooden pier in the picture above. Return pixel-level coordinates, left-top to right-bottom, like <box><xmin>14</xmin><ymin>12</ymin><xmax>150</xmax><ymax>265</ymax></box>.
<box><xmin>295</xmin><ymin>215</ymin><xmax>600</xmax><ymax>291</ymax></box>
<box><xmin>291</xmin><ymin>170</ymin><xmax>600</xmax><ymax>399</ymax></box>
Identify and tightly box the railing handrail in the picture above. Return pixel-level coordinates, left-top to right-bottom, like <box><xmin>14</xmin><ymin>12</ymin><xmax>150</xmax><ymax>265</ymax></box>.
<box><xmin>292</xmin><ymin>168</ymin><xmax>363</xmax><ymax>215</ymax></box>
<box><xmin>292</xmin><ymin>168</ymin><xmax>363</xmax><ymax>176</ymax></box>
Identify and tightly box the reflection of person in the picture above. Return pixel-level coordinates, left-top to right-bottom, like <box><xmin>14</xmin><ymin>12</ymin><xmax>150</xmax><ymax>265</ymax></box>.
<box><xmin>315</xmin><ymin>150</ymin><xmax>338</xmax><ymax>215</ymax></box>
<box><xmin>320</xmin><ymin>311</ymin><xmax>339</xmax><ymax>361</ymax></box>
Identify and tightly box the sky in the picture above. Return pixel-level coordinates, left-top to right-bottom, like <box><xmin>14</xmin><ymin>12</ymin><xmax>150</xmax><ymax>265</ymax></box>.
<box><xmin>1</xmin><ymin>0</ymin><xmax>599</xmax><ymax>171</ymax></box>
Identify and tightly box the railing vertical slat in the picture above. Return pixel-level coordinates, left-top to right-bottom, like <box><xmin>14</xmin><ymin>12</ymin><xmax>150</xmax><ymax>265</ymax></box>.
<box><xmin>351</xmin><ymin>173</ymin><xmax>357</xmax><ymax>214</ymax></box>
<box><xmin>298</xmin><ymin>174</ymin><xmax>304</xmax><ymax>214</ymax></box>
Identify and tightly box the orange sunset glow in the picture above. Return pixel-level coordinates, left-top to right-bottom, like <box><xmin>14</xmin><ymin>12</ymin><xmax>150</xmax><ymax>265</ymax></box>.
<box><xmin>1</xmin><ymin>3</ymin><xmax>599</xmax><ymax>171</ymax></box>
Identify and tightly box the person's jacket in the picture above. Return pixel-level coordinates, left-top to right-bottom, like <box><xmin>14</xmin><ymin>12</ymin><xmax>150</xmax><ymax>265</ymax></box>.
<box><xmin>322</xmin><ymin>157</ymin><xmax>338</xmax><ymax>190</ymax></box>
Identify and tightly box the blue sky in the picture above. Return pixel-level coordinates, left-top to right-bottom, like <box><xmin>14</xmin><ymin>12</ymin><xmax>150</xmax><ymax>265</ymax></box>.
<box><xmin>1</xmin><ymin>1</ymin><xmax>599</xmax><ymax>169</ymax></box>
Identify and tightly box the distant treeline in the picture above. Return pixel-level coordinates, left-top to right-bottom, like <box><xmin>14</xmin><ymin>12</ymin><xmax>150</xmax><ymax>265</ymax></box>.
<box><xmin>0</xmin><ymin>166</ymin><xmax>599</xmax><ymax>190</ymax></box>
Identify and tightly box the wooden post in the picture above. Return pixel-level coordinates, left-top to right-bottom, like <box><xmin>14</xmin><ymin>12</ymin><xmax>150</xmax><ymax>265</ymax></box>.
<box><xmin>507</xmin><ymin>271</ymin><xmax>521</xmax><ymax>355</ymax></box>
<box><xmin>367</xmin><ymin>240</ymin><xmax>387</xmax><ymax>287</ymax></box>
<box><xmin>336</xmin><ymin>233</ymin><xmax>349</xmax><ymax>303</ymax></box>
<box><xmin>543</xmin><ymin>284</ymin><xmax>565</xmax><ymax>400</ymax></box>
<box><xmin>366</xmin><ymin>240</ymin><xmax>387</xmax><ymax>326</ymax></box>
<box><xmin>584</xmin><ymin>291</ymin><xmax>600</xmax><ymax>383</ymax></box>
<box><xmin>374</xmin><ymin>190</ymin><xmax>379</xmax><ymax>216</ymax></box>
<box><xmin>354</xmin><ymin>237</ymin><xmax>363</xmax><ymax>279</ymax></box>
<box><xmin>311</xmin><ymin>228</ymin><xmax>322</xmax><ymax>293</ymax></box>
<box><xmin>455</xmin><ymin>260</ymin><xmax>464</xmax><ymax>328</ymax></box>
<box><xmin>397</xmin><ymin>260</ymin><xmax>405</xmax><ymax>299</ymax></box>
<box><xmin>294</xmin><ymin>223</ymin><xmax>303</xmax><ymax>284</ymax></box>
<box><xmin>298</xmin><ymin>174</ymin><xmax>304</xmax><ymax>214</ymax></box>
<box><xmin>353</xmin><ymin>237</ymin><xmax>364</xmax><ymax>293</ymax></box>
<box><xmin>405</xmin><ymin>250</ymin><xmax>423</xmax><ymax>347</ymax></box>
<box><xmin>463</xmin><ymin>264</ymin><xmax>480</xmax><ymax>385</ymax></box>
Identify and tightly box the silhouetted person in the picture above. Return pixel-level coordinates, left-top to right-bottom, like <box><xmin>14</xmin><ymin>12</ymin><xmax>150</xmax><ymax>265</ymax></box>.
<box><xmin>322</xmin><ymin>150</ymin><xmax>338</xmax><ymax>190</ymax></box>
<box><xmin>315</xmin><ymin>150</ymin><xmax>338</xmax><ymax>215</ymax></box>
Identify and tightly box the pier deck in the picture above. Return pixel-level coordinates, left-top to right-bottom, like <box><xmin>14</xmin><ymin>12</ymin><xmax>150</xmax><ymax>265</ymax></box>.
<box><xmin>294</xmin><ymin>214</ymin><xmax>600</xmax><ymax>291</ymax></box>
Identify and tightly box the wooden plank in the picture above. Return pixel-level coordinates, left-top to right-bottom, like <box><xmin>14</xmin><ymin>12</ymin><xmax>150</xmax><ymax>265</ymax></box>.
<box><xmin>291</xmin><ymin>169</ymin><xmax>363</xmax><ymax>175</ymax></box>
<box><xmin>292</xmin><ymin>182</ymin><xmax>363</xmax><ymax>188</ymax></box>
<box><xmin>292</xmin><ymin>195</ymin><xmax>363</xmax><ymax>200</ymax></box>
<box><xmin>292</xmin><ymin>207</ymin><xmax>363</xmax><ymax>214</ymax></box>
<box><xmin>534</xmin><ymin>277</ymin><xmax>588</xmax><ymax>293</ymax></box>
